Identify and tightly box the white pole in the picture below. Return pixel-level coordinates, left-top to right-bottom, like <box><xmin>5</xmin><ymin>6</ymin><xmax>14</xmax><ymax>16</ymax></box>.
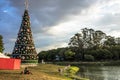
<box><xmin>25</xmin><ymin>0</ymin><xmax>29</xmax><ymax>10</ymax></box>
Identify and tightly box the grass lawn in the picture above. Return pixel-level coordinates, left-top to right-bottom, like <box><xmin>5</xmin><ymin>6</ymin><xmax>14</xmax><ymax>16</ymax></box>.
<box><xmin>0</xmin><ymin>64</ymin><xmax>69</xmax><ymax>80</ymax></box>
<box><xmin>0</xmin><ymin>64</ymin><xmax>88</xmax><ymax>80</ymax></box>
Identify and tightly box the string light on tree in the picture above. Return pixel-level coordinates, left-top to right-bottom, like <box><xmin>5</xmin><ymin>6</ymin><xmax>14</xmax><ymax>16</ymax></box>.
<box><xmin>12</xmin><ymin>0</ymin><xmax>38</xmax><ymax>63</ymax></box>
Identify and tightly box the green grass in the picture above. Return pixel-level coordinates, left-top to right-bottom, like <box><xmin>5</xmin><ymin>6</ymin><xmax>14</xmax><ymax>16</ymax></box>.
<box><xmin>0</xmin><ymin>64</ymin><xmax>88</xmax><ymax>80</ymax></box>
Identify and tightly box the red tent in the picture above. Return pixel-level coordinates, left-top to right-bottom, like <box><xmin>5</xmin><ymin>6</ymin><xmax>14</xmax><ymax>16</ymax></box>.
<box><xmin>0</xmin><ymin>53</ymin><xmax>21</xmax><ymax>70</ymax></box>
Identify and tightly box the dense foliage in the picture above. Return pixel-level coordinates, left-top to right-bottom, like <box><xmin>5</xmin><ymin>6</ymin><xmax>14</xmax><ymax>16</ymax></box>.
<box><xmin>38</xmin><ymin>28</ymin><xmax>120</xmax><ymax>62</ymax></box>
<box><xmin>0</xmin><ymin>35</ymin><xmax>4</xmax><ymax>53</ymax></box>
<box><xmin>38</xmin><ymin>48</ymin><xmax>74</xmax><ymax>62</ymax></box>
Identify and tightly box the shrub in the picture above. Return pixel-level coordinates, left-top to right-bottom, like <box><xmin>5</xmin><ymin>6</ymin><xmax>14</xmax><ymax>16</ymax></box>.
<box><xmin>65</xmin><ymin>66</ymin><xmax>79</xmax><ymax>76</ymax></box>
<box><xmin>84</xmin><ymin>55</ymin><xmax>94</xmax><ymax>61</ymax></box>
<box><xmin>22</xmin><ymin>60</ymin><xmax>38</xmax><ymax>63</ymax></box>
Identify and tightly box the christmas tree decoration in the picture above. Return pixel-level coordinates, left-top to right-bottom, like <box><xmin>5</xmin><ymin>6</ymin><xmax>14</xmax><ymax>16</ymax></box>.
<box><xmin>12</xmin><ymin>0</ymin><xmax>38</xmax><ymax>63</ymax></box>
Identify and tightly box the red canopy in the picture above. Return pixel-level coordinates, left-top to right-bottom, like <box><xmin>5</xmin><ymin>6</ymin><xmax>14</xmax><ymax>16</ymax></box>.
<box><xmin>0</xmin><ymin>58</ymin><xmax>21</xmax><ymax>70</ymax></box>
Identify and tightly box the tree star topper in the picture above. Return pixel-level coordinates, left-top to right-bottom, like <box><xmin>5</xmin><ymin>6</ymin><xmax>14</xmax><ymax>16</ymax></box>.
<box><xmin>25</xmin><ymin>0</ymin><xmax>29</xmax><ymax>10</ymax></box>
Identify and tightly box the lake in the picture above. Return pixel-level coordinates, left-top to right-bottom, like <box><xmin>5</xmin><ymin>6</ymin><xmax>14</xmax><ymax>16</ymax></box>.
<box><xmin>78</xmin><ymin>66</ymin><xmax>120</xmax><ymax>80</ymax></box>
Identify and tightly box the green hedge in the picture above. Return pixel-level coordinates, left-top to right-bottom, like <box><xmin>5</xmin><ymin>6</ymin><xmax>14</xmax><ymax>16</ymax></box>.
<box><xmin>21</xmin><ymin>60</ymin><xmax>38</xmax><ymax>63</ymax></box>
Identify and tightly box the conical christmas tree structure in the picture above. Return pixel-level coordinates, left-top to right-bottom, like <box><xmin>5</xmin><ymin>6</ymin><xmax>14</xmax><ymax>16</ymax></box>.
<box><xmin>12</xmin><ymin>9</ymin><xmax>38</xmax><ymax>63</ymax></box>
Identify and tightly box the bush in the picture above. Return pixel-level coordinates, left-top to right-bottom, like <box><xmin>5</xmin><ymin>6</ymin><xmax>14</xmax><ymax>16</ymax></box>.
<box><xmin>65</xmin><ymin>66</ymin><xmax>79</xmax><ymax>76</ymax></box>
<box><xmin>22</xmin><ymin>60</ymin><xmax>38</xmax><ymax>63</ymax></box>
<box><xmin>84</xmin><ymin>55</ymin><xmax>94</xmax><ymax>61</ymax></box>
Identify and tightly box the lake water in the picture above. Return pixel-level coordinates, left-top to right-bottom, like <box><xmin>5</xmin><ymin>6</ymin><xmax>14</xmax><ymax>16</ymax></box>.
<box><xmin>78</xmin><ymin>66</ymin><xmax>120</xmax><ymax>80</ymax></box>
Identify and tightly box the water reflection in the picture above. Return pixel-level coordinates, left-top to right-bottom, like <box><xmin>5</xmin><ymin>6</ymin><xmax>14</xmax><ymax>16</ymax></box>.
<box><xmin>78</xmin><ymin>66</ymin><xmax>120</xmax><ymax>80</ymax></box>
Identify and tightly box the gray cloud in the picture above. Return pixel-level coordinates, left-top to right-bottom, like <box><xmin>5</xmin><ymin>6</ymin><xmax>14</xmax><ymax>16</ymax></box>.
<box><xmin>9</xmin><ymin>0</ymin><xmax>97</xmax><ymax>34</ymax></box>
<box><xmin>2</xmin><ymin>0</ymin><xmax>119</xmax><ymax>53</ymax></box>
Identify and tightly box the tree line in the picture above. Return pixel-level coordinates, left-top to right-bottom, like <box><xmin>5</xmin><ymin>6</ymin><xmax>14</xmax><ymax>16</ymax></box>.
<box><xmin>0</xmin><ymin>28</ymin><xmax>120</xmax><ymax>61</ymax></box>
<box><xmin>38</xmin><ymin>28</ymin><xmax>120</xmax><ymax>62</ymax></box>
<box><xmin>0</xmin><ymin>35</ymin><xmax>4</xmax><ymax>53</ymax></box>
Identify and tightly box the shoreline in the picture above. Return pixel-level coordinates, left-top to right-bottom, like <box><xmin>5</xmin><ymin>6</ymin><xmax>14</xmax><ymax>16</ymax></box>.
<box><xmin>48</xmin><ymin>61</ymin><xmax>120</xmax><ymax>66</ymax></box>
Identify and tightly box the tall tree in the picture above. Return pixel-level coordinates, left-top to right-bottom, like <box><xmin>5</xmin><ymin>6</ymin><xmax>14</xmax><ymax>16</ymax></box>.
<box><xmin>94</xmin><ymin>30</ymin><xmax>106</xmax><ymax>47</ymax></box>
<box><xmin>69</xmin><ymin>28</ymin><xmax>106</xmax><ymax>60</ymax></box>
<box><xmin>69</xmin><ymin>32</ymin><xmax>85</xmax><ymax>60</ymax></box>
<box><xmin>115</xmin><ymin>37</ymin><xmax>120</xmax><ymax>45</ymax></box>
<box><xmin>104</xmin><ymin>36</ymin><xmax>116</xmax><ymax>46</ymax></box>
<box><xmin>0</xmin><ymin>35</ymin><xmax>4</xmax><ymax>53</ymax></box>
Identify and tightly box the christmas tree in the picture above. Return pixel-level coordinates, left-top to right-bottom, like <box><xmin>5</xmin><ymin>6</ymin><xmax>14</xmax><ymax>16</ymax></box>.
<box><xmin>12</xmin><ymin>1</ymin><xmax>38</xmax><ymax>63</ymax></box>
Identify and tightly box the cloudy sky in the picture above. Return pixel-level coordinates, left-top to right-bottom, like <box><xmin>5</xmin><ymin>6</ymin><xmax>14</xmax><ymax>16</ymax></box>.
<box><xmin>0</xmin><ymin>0</ymin><xmax>120</xmax><ymax>53</ymax></box>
